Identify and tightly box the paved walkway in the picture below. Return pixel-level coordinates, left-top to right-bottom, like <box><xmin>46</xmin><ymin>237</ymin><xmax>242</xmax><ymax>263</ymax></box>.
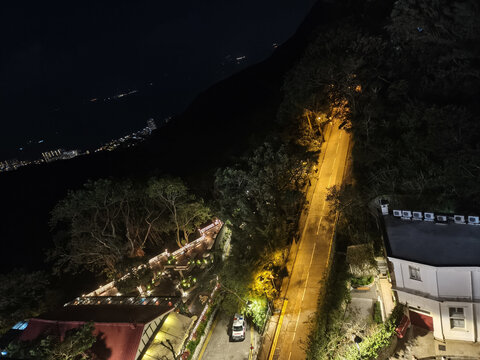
<box><xmin>391</xmin><ymin>325</ymin><xmax>480</xmax><ymax>359</ymax></box>
<box><xmin>377</xmin><ymin>277</ymin><xmax>395</xmax><ymax>319</ymax></box>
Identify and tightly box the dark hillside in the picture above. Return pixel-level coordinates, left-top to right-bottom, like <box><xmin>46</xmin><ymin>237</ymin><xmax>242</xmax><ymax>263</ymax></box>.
<box><xmin>0</xmin><ymin>0</ymin><xmax>356</xmax><ymax>272</ymax></box>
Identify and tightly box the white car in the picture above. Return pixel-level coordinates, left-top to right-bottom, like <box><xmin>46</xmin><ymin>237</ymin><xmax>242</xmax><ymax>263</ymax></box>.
<box><xmin>231</xmin><ymin>313</ymin><xmax>246</xmax><ymax>341</ymax></box>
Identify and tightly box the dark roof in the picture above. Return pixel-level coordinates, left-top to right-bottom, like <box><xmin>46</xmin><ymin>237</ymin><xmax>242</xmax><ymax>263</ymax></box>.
<box><xmin>21</xmin><ymin>319</ymin><xmax>145</xmax><ymax>360</ymax></box>
<box><xmin>37</xmin><ymin>304</ymin><xmax>173</xmax><ymax>324</ymax></box>
<box><xmin>383</xmin><ymin>215</ymin><xmax>480</xmax><ymax>266</ymax></box>
<box><xmin>19</xmin><ymin>304</ymin><xmax>175</xmax><ymax>360</ymax></box>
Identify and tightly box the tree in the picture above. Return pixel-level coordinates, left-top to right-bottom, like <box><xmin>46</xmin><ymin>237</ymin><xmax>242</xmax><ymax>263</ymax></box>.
<box><xmin>215</xmin><ymin>142</ymin><xmax>310</xmax><ymax>253</ymax></box>
<box><xmin>0</xmin><ymin>270</ymin><xmax>50</xmax><ymax>335</ymax></box>
<box><xmin>7</xmin><ymin>322</ymin><xmax>97</xmax><ymax>360</ymax></box>
<box><xmin>148</xmin><ymin>178</ymin><xmax>211</xmax><ymax>247</ymax></box>
<box><xmin>346</xmin><ymin>244</ymin><xmax>377</xmax><ymax>277</ymax></box>
<box><xmin>49</xmin><ymin>179</ymin><xmax>168</xmax><ymax>277</ymax></box>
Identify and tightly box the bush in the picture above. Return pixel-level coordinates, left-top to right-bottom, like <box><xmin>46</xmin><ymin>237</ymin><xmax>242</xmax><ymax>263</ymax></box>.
<box><xmin>350</xmin><ymin>275</ymin><xmax>374</xmax><ymax>287</ymax></box>
<box><xmin>196</xmin><ymin>321</ymin><xmax>207</xmax><ymax>338</ymax></box>
<box><xmin>186</xmin><ymin>339</ymin><xmax>198</xmax><ymax>354</ymax></box>
<box><xmin>342</xmin><ymin>304</ymin><xmax>404</xmax><ymax>360</ymax></box>
<box><xmin>373</xmin><ymin>301</ymin><xmax>382</xmax><ymax>324</ymax></box>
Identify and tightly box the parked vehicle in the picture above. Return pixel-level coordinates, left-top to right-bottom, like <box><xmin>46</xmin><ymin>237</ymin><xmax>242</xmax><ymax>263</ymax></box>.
<box><xmin>231</xmin><ymin>314</ymin><xmax>246</xmax><ymax>341</ymax></box>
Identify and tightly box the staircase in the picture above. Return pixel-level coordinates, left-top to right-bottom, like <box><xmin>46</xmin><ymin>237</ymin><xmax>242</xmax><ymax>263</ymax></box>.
<box><xmin>376</xmin><ymin>257</ymin><xmax>389</xmax><ymax>278</ymax></box>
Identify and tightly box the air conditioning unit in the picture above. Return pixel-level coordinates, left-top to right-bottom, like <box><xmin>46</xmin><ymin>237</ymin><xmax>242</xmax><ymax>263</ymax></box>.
<box><xmin>454</xmin><ymin>215</ymin><xmax>465</xmax><ymax>224</ymax></box>
<box><xmin>412</xmin><ymin>211</ymin><xmax>423</xmax><ymax>220</ymax></box>
<box><xmin>393</xmin><ymin>210</ymin><xmax>402</xmax><ymax>217</ymax></box>
<box><xmin>468</xmin><ymin>216</ymin><xmax>480</xmax><ymax>225</ymax></box>
<box><xmin>424</xmin><ymin>212</ymin><xmax>434</xmax><ymax>221</ymax></box>
<box><xmin>436</xmin><ymin>215</ymin><xmax>447</xmax><ymax>222</ymax></box>
<box><xmin>402</xmin><ymin>210</ymin><xmax>412</xmax><ymax>219</ymax></box>
<box><xmin>380</xmin><ymin>202</ymin><xmax>389</xmax><ymax>215</ymax></box>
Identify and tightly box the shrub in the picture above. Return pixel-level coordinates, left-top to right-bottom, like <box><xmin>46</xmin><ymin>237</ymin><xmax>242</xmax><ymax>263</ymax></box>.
<box><xmin>373</xmin><ymin>301</ymin><xmax>382</xmax><ymax>324</ymax></box>
<box><xmin>350</xmin><ymin>275</ymin><xmax>374</xmax><ymax>287</ymax></box>
<box><xmin>186</xmin><ymin>339</ymin><xmax>198</xmax><ymax>354</ymax></box>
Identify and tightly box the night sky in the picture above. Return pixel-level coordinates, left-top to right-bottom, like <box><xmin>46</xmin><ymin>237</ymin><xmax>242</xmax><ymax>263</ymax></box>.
<box><xmin>0</xmin><ymin>0</ymin><xmax>316</xmax><ymax>159</ymax></box>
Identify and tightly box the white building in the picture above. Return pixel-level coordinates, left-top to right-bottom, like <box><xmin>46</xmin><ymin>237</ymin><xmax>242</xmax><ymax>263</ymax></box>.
<box><xmin>383</xmin><ymin>213</ymin><xmax>480</xmax><ymax>342</ymax></box>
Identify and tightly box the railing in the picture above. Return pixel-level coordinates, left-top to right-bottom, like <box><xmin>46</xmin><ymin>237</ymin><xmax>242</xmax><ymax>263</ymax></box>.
<box><xmin>83</xmin><ymin>220</ymin><xmax>223</xmax><ymax>297</ymax></box>
<box><xmin>65</xmin><ymin>295</ymin><xmax>180</xmax><ymax>307</ymax></box>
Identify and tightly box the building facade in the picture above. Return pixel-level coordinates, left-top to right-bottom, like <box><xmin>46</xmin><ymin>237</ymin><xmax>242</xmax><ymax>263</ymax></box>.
<box><xmin>383</xmin><ymin>211</ymin><xmax>480</xmax><ymax>342</ymax></box>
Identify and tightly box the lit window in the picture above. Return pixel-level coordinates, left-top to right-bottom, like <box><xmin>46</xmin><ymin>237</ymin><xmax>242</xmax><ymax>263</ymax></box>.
<box><xmin>449</xmin><ymin>307</ymin><xmax>465</xmax><ymax>329</ymax></box>
<box><xmin>409</xmin><ymin>266</ymin><xmax>421</xmax><ymax>281</ymax></box>
<box><xmin>12</xmin><ymin>321</ymin><xmax>28</xmax><ymax>330</ymax></box>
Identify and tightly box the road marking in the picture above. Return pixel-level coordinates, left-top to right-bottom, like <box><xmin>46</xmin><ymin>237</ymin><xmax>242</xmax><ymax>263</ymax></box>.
<box><xmin>339</xmin><ymin>132</ymin><xmax>342</xmax><ymax>139</ymax></box>
<box><xmin>301</xmin><ymin>280</ymin><xmax>308</xmax><ymax>301</ymax></box>
<box><xmin>294</xmin><ymin>306</ymin><xmax>302</xmax><ymax>332</ymax></box>
<box><xmin>198</xmin><ymin>314</ymin><xmax>219</xmax><ymax>360</ymax></box>
<box><xmin>316</xmin><ymin>216</ymin><xmax>323</xmax><ymax>235</ymax></box>
<box><xmin>268</xmin><ymin>300</ymin><xmax>288</xmax><ymax>360</ymax></box>
<box><xmin>309</xmin><ymin>243</ymin><xmax>316</xmax><ymax>267</ymax></box>
<box><xmin>336</xmin><ymin>142</ymin><xmax>339</xmax><ymax>153</ymax></box>
<box><xmin>322</xmin><ymin>201</ymin><xmax>326</xmax><ymax>210</ymax></box>
<box><xmin>288</xmin><ymin>352</ymin><xmax>292</xmax><ymax>360</ymax></box>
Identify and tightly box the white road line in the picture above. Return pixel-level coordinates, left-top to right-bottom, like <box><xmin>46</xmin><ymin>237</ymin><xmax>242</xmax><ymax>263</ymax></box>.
<box><xmin>294</xmin><ymin>307</ymin><xmax>302</xmax><ymax>332</ymax></box>
<box><xmin>339</xmin><ymin>132</ymin><xmax>342</xmax><ymax>139</ymax></box>
<box><xmin>301</xmin><ymin>278</ymin><xmax>308</xmax><ymax>301</ymax></box>
<box><xmin>288</xmin><ymin>352</ymin><xmax>292</xmax><ymax>360</ymax></box>
<box><xmin>336</xmin><ymin>142</ymin><xmax>339</xmax><ymax>153</ymax></box>
<box><xmin>316</xmin><ymin>216</ymin><xmax>323</xmax><ymax>235</ymax></box>
<box><xmin>309</xmin><ymin>243</ymin><xmax>316</xmax><ymax>267</ymax></box>
<box><xmin>322</xmin><ymin>201</ymin><xmax>326</xmax><ymax>210</ymax></box>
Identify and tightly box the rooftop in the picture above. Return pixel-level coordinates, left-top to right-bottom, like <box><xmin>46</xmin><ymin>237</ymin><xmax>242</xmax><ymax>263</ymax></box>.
<box><xmin>37</xmin><ymin>303</ymin><xmax>175</xmax><ymax>324</ymax></box>
<box><xmin>383</xmin><ymin>215</ymin><xmax>480</xmax><ymax>266</ymax></box>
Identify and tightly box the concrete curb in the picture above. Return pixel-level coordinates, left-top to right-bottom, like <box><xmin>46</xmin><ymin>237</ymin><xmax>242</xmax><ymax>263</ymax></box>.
<box><xmin>191</xmin><ymin>306</ymin><xmax>219</xmax><ymax>360</ymax></box>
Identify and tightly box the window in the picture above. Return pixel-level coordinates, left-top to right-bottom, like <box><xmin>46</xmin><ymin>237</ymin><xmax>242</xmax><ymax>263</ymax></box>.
<box><xmin>449</xmin><ymin>307</ymin><xmax>465</xmax><ymax>329</ymax></box>
<box><xmin>409</xmin><ymin>266</ymin><xmax>421</xmax><ymax>281</ymax></box>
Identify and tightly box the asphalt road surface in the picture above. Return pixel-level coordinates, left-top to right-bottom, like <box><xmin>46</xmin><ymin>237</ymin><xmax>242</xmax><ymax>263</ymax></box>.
<box><xmin>200</xmin><ymin>311</ymin><xmax>256</xmax><ymax>360</ymax></box>
<box><xmin>273</xmin><ymin>123</ymin><xmax>351</xmax><ymax>360</ymax></box>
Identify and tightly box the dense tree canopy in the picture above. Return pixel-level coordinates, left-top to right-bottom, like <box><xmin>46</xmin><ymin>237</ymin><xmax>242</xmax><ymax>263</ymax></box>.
<box><xmin>49</xmin><ymin>177</ymin><xmax>211</xmax><ymax>277</ymax></box>
<box><xmin>147</xmin><ymin>177</ymin><xmax>212</xmax><ymax>247</ymax></box>
<box><xmin>215</xmin><ymin>142</ymin><xmax>310</xmax><ymax>256</ymax></box>
<box><xmin>7</xmin><ymin>322</ymin><xmax>97</xmax><ymax>360</ymax></box>
<box><xmin>280</xmin><ymin>0</ymin><xmax>480</xmax><ymax>212</ymax></box>
<box><xmin>0</xmin><ymin>270</ymin><xmax>50</xmax><ymax>335</ymax></box>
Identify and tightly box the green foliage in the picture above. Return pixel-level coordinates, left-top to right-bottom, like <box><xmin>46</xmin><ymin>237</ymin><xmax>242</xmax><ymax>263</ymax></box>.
<box><xmin>0</xmin><ymin>270</ymin><xmax>50</xmax><ymax>335</ymax></box>
<box><xmin>148</xmin><ymin>177</ymin><xmax>212</xmax><ymax>247</ymax></box>
<box><xmin>244</xmin><ymin>297</ymin><xmax>268</xmax><ymax>331</ymax></box>
<box><xmin>350</xmin><ymin>276</ymin><xmax>374</xmax><ymax>288</ymax></box>
<box><xmin>346</xmin><ymin>243</ymin><xmax>377</xmax><ymax>277</ymax></box>
<box><xmin>373</xmin><ymin>301</ymin><xmax>382</xmax><ymax>324</ymax></box>
<box><xmin>49</xmin><ymin>178</ymin><xmax>169</xmax><ymax>276</ymax></box>
<box><xmin>115</xmin><ymin>265</ymin><xmax>154</xmax><ymax>295</ymax></box>
<box><xmin>186</xmin><ymin>339</ymin><xmax>198</xmax><ymax>354</ymax></box>
<box><xmin>306</xmin><ymin>256</ymin><xmax>351</xmax><ymax>360</ymax></box>
<box><xmin>278</xmin><ymin>0</ymin><xmax>480</xmax><ymax>212</ymax></box>
<box><xmin>215</xmin><ymin>142</ymin><xmax>310</xmax><ymax>257</ymax></box>
<box><xmin>341</xmin><ymin>305</ymin><xmax>404</xmax><ymax>360</ymax></box>
<box><xmin>7</xmin><ymin>321</ymin><xmax>97</xmax><ymax>360</ymax></box>
<box><xmin>50</xmin><ymin>176</ymin><xmax>211</xmax><ymax>276</ymax></box>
